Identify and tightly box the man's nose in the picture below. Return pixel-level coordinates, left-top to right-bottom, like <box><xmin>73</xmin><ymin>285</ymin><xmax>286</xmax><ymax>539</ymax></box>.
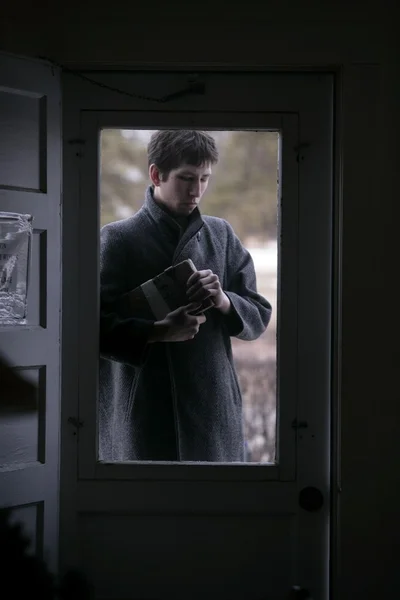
<box><xmin>190</xmin><ymin>180</ymin><xmax>201</xmax><ymax>197</ymax></box>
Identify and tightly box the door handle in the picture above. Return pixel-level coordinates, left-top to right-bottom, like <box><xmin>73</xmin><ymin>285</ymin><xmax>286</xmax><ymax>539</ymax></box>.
<box><xmin>298</xmin><ymin>486</ymin><xmax>324</xmax><ymax>512</ymax></box>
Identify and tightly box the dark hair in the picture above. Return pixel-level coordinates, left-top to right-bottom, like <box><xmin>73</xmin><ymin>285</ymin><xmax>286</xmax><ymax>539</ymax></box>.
<box><xmin>147</xmin><ymin>130</ymin><xmax>218</xmax><ymax>180</ymax></box>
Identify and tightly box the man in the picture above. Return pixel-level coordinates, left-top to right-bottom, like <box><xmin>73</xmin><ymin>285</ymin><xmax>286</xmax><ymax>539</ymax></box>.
<box><xmin>99</xmin><ymin>130</ymin><xmax>272</xmax><ymax>462</ymax></box>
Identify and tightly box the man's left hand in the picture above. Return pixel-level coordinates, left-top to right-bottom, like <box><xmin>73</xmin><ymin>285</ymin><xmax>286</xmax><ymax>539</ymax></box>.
<box><xmin>186</xmin><ymin>269</ymin><xmax>231</xmax><ymax>314</ymax></box>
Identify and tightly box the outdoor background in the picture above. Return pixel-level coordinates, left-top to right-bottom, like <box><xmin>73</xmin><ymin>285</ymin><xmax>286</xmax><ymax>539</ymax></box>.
<box><xmin>100</xmin><ymin>130</ymin><xmax>279</xmax><ymax>462</ymax></box>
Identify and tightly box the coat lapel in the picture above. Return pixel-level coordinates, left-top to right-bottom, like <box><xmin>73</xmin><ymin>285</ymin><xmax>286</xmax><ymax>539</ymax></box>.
<box><xmin>143</xmin><ymin>186</ymin><xmax>204</xmax><ymax>264</ymax></box>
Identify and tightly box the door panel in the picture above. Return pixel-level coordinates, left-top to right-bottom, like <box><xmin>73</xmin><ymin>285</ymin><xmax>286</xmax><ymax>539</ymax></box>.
<box><xmin>62</xmin><ymin>71</ymin><xmax>333</xmax><ymax>599</ymax></box>
<box><xmin>0</xmin><ymin>52</ymin><xmax>61</xmax><ymax>573</ymax></box>
<box><xmin>79</xmin><ymin>513</ymin><xmax>296</xmax><ymax>600</ymax></box>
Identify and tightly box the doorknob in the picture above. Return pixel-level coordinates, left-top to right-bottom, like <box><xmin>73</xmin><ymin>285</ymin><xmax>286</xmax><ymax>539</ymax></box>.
<box><xmin>298</xmin><ymin>486</ymin><xmax>324</xmax><ymax>512</ymax></box>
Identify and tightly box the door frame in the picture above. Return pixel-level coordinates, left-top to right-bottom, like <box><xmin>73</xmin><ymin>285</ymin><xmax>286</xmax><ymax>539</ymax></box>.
<box><xmin>60</xmin><ymin>67</ymin><xmax>341</xmax><ymax>599</ymax></box>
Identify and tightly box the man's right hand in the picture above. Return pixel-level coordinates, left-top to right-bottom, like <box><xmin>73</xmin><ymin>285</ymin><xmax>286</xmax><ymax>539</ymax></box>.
<box><xmin>149</xmin><ymin>303</ymin><xmax>206</xmax><ymax>343</ymax></box>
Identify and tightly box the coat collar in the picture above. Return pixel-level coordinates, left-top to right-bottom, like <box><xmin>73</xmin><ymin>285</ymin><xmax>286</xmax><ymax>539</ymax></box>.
<box><xmin>144</xmin><ymin>186</ymin><xmax>204</xmax><ymax>257</ymax></box>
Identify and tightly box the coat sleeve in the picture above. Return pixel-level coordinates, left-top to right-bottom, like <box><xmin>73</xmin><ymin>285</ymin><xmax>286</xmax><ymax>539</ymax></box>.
<box><xmin>222</xmin><ymin>221</ymin><xmax>272</xmax><ymax>340</ymax></box>
<box><xmin>100</xmin><ymin>222</ymin><xmax>154</xmax><ymax>366</ymax></box>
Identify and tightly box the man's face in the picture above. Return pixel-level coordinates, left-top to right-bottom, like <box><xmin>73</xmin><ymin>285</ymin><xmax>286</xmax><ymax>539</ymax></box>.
<box><xmin>151</xmin><ymin>163</ymin><xmax>212</xmax><ymax>216</ymax></box>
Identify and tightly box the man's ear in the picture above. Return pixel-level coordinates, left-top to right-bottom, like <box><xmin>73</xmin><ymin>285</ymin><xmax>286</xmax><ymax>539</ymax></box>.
<box><xmin>149</xmin><ymin>164</ymin><xmax>162</xmax><ymax>186</ymax></box>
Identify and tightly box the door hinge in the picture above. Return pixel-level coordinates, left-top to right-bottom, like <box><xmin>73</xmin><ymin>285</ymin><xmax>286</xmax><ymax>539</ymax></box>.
<box><xmin>294</xmin><ymin>142</ymin><xmax>311</xmax><ymax>162</ymax></box>
<box><xmin>291</xmin><ymin>418</ymin><xmax>308</xmax><ymax>430</ymax></box>
<box><xmin>68</xmin><ymin>416</ymin><xmax>84</xmax><ymax>429</ymax></box>
<box><xmin>68</xmin><ymin>139</ymin><xmax>85</xmax><ymax>157</ymax></box>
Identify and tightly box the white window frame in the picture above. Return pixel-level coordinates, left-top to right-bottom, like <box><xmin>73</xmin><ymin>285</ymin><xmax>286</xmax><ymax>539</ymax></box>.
<box><xmin>62</xmin><ymin>71</ymin><xmax>333</xmax><ymax>487</ymax></box>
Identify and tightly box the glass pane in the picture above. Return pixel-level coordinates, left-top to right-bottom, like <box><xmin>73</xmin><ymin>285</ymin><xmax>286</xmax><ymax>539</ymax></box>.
<box><xmin>0</xmin><ymin>212</ymin><xmax>33</xmax><ymax>325</ymax></box>
<box><xmin>99</xmin><ymin>129</ymin><xmax>278</xmax><ymax>463</ymax></box>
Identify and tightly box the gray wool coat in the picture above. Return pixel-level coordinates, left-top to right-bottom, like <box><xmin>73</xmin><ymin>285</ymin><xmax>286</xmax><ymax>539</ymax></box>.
<box><xmin>99</xmin><ymin>186</ymin><xmax>272</xmax><ymax>462</ymax></box>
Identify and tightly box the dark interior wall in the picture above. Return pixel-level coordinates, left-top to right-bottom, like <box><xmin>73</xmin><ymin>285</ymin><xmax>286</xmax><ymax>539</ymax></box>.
<box><xmin>0</xmin><ymin>0</ymin><xmax>388</xmax><ymax>67</ymax></box>
<box><xmin>1</xmin><ymin>1</ymin><xmax>398</xmax><ymax>597</ymax></box>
